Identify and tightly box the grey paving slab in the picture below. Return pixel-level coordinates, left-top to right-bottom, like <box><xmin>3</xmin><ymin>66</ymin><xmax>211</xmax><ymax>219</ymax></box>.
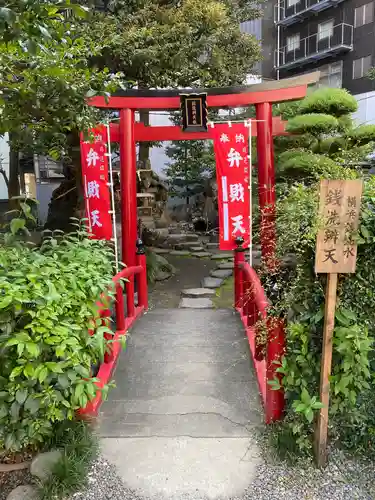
<box><xmin>201</xmin><ymin>276</ymin><xmax>223</xmax><ymax>288</ymax></box>
<box><xmin>191</xmin><ymin>251</ymin><xmax>211</xmax><ymax>258</ymax></box>
<box><xmin>170</xmin><ymin>250</ymin><xmax>191</xmax><ymax>256</ymax></box>
<box><xmin>189</xmin><ymin>246</ymin><xmax>205</xmax><ymax>252</ymax></box>
<box><xmin>99</xmin><ymin>308</ymin><xmax>262</xmax><ymax>499</ymax></box>
<box><xmin>211</xmin><ymin>252</ymin><xmax>234</xmax><ymax>260</ymax></box>
<box><xmin>210</xmin><ymin>269</ymin><xmax>233</xmax><ymax>279</ymax></box>
<box><xmin>179</xmin><ymin>297</ymin><xmax>214</xmax><ymax>309</ymax></box>
<box><xmin>181</xmin><ymin>288</ymin><xmax>216</xmax><ymax>298</ymax></box>
<box><xmin>217</xmin><ymin>261</ymin><xmax>234</xmax><ymax>270</ymax></box>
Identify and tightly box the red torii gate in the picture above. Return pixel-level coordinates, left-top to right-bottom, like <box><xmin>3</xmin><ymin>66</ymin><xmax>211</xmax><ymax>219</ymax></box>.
<box><xmin>89</xmin><ymin>72</ymin><xmax>319</xmax><ymax>271</ymax></box>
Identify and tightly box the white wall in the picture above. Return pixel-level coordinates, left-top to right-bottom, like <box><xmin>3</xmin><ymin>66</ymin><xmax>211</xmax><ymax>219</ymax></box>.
<box><xmin>0</xmin><ymin>134</ymin><xmax>9</xmax><ymax>200</ymax></box>
<box><xmin>352</xmin><ymin>90</ymin><xmax>375</xmax><ymax>126</ymax></box>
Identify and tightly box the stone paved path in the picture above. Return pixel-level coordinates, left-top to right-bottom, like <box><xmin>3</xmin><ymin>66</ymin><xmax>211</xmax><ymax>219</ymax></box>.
<box><xmin>99</xmin><ymin>309</ymin><xmax>263</xmax><ymax>500</ymax></box>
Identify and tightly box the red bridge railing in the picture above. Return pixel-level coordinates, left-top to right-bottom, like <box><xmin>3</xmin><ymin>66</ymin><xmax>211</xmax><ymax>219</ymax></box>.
<box><xmin>80</xmin><ymin>240</ymin><xmax>148</xmax><ymax>417</ymax></box>
<box><xmin>234</xmin><ymin>243</ymin><xmax>285</xmax><ymax>424</ymax></box>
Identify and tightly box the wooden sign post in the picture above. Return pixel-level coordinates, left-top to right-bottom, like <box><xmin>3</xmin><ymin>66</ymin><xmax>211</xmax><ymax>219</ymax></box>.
<box><xmin>314</xmin><ymin>179</ymin><xmax>363</xmax><ymax>467</ymax></box>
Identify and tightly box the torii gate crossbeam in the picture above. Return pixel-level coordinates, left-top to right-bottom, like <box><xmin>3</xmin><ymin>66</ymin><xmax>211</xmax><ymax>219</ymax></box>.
<box><xmin>88</xmin><ymin>72</ymin><xmax>320</xmax><ymax>272</ymax></box>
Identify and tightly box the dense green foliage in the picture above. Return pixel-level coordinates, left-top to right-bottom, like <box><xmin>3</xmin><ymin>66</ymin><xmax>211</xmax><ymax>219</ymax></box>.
<box><xmin>0</xmin><ymin>213</ymin><xmax>116</xmax><ymax>453</ymax></box>
<box><xmin>266</xmin><ymin>89</ymin><xmax>375</xmax><ymax>459</ymax></box>
<box><xmin>275</xmin><ymin>88</ymin><xmax>374</xmax><ymax>183</ymax></box>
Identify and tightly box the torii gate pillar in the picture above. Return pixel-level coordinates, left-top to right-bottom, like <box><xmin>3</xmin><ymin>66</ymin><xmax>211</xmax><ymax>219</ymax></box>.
<box><xmin>256</xmin><ymin>102</ymin><xmax>276</xmax><ymax>265</ymax></box>
<box><xmin>119</xmin><ymin>109</ymin><xmax>137</xmax><ymax>305</ymax></box>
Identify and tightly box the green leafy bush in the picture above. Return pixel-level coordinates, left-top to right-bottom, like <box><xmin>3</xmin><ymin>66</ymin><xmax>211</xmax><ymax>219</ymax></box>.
<box><xmin>266</xmin><ymin>169</ymin><xmax>375</xmax><ymax>457</ymax></box>
<box><xmin>298</xmin><ymin>88</ymin><xmax>358</xmax><ymax>117</ymax></box>
<box><xmin>286</xmin><ymin>113</ymin><xmax>339</xmax><ymax>136</ymax></box>
<box><xmin>0</xmin><ymin>227</ymin><xmax>116</xmax><ymax>453</ymax></box>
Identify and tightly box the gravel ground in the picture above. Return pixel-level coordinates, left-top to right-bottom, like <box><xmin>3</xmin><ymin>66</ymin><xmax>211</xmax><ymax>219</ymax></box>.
<box><xmin>0</xmin><ymin>468</ymin><xmax>35</xmax><ymax>500</ymax></box>
<box><xmin>69</xmin><ymin>450</ymin><xmax>374</xmax><ymax>500</ymax></box>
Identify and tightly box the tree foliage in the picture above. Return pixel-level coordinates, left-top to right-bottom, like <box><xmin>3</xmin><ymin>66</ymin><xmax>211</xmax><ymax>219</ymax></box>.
<box><xmin>265</xmin><ymin>89</ymin><xmax>375</xmax><ymax>459</ymax></box>
<box><xmin>275</xmin><ymin>88</ymin><xmax>375</xmax><ymax>183</ymax></box>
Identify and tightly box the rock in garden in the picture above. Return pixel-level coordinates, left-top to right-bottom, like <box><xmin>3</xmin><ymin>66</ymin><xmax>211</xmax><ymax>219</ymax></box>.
<box><xmin>175</xmin><ymin>242</ymin><xmax>195</xmax><ymax>250</ymax></box>
<box><xmin>201</xmin><ymin>277</ymin><xmax>223</xmax><ymax>288</ymax></box>
<box><xmin>30</xmin><ymin>450</ymin><xmax>62</xmax><ymax>480</ymax></box>
<box><xmin>191</xmin><ymin>251</ymin><xmax>211</xmax><ymax>258</ymax></box>
<box><xmin>155</xmin><ymin>270</ymin><xmax>172</xmax><ymax>281</ymax></box>
<box><xmin>206</xmin><ymin>242</ymin><xmax>219</xmax><ymax>249</ymax></box>
<box><xmin>170</xmin><ymin>250</ymin><xmax>191</xmax><ymax>257</ymax></box>
<box><xmin>210</xmin><ymin>269</ymin><xmax>233</xmax><ymax>279</ymax></box>
<box><xmin>179</xmin><ymin>298</ymin><xmax>214</xmax><ymax>309</ymax></box>
<box><xmin>6</xmin><ymin>485</ymin><xmax>39</xmax><ymax>500</ymax></box>
<box><xmin>217</xmin><ymin>261</ymin><xmax>234</xmax><ymax>270</ymax></box>
<box><xmin>185</xmin><ymin>234</ymin><xmax>199</xmax><ymax>242</ymax></box>
<box><xmin>211</xmin><ymin>253</ymin><xmax>233</xmax><ymax>261</ymax></box>
<box><xmin>189</xmin><ymin>246</ymin><xmax>205</xmax><ymax>252</ymax></box>
<box><xmin>181</xmin><ymin>288</ymin><xmax>216</xmax><ymax>298</ymax></box>
<box><xmin>152</xmin><ymin>248</ymin><xmax>170</xmax><ymax>255</ymax></box>
<box><xmin>166</xmin><ymin>234</ymin><xmax>188</xmax><ymax>243</ymax></box>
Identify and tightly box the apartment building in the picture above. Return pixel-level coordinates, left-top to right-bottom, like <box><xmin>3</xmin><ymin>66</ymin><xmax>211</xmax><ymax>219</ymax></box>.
<box><xmin>268</xmin><ymin>0</ymin><xmax>375</xmax><ymax>123</ymax></box>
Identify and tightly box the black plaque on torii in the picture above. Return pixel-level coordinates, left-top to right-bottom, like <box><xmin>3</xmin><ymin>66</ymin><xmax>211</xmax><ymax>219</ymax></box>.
<box><xmin>180</xmin><ymin>93</ymin><xmax>208</xmax><ymax>132</ymax></box>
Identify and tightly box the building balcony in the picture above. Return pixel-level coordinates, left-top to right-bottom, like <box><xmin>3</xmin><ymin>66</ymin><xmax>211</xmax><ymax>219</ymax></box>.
<box><xmin>275</xmin><ymin>23</ymin><xmax>353</xmax><ymax>70</ymax></box>
<box><xmin>275</xmin><ymin>0</ymin><xmax>347</xmax><ymax>26</ymax></box>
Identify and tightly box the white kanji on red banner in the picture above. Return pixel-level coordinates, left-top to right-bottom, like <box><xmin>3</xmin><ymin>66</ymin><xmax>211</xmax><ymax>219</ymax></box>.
<box><xmin>212</xmin><ymin>123</ymin><xmax>251</xmax><ymax>251</ymax></box>
<box><xmin>80</xmin><ymin>126</ymin><xmax>112</xmax><ymax>240</ymax></box>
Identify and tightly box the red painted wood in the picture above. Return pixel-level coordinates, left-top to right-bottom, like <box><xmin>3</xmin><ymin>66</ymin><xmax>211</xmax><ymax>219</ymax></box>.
<box><xmin>108</xmin><ymin>118</ymin><xmax>287</xmax><ymax>143</ymax></box>
<box><xmin>89</xmin><ymin>85</ymin><xmax>309</xmax><ymax>109</ymax></box>
<box><xmin>256</xmin><ymin>103</ymin><xmax>277</xmax><ymax>266</ymax></box>
<box><xmin>80</xmin><ymin>262</ymin><xmax>148</xmax><ymax>418</ymax></box>
<box><xmin>266</xmin><ymin>318</ymin><xmax>285</xmax><ymax>423</ymax></box>
<box><xmin>136</xmin><ymin>253</ymin><xmax>148</xmax><ymax>310</ymax></box>
<box><xmin>234</xmin><ymin>260</ymin><xmax>284</xmax><ymax>424</ymax></box>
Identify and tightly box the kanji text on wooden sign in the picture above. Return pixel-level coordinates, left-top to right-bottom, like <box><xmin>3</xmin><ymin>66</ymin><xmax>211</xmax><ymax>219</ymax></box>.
<box><xmin>315</xmin><ymin>179</ymin><xmax>363</xmax><ymax>274</ymax></box>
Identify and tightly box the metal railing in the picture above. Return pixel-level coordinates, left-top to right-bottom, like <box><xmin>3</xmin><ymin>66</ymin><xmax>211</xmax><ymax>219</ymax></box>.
<box><xmin>275</xmin><ymin>0</ymin><xmax>347</xmax><ymax>25</ymax></box>
<box><xmin>275</xmin><ymin>23</ymin><xmax>353</xmax><ymax>69</ymax></box>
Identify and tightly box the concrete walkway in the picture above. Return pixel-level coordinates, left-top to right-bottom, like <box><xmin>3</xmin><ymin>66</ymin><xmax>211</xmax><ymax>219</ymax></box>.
<box><xmin>99</xmin><ymin>309</ymin><xmax>263</xmax><ymax>500</ymax></box>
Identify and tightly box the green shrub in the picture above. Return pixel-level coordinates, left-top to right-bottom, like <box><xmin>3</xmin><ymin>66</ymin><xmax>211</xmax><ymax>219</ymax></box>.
<box><xmin>298</xmin><ymin>88</ymin><xmax>358</xmax><ymax>117</ymax></box>
<box><xmin>286</xmin><ymin>113</ymin><xmax>339</xmax><ymax>136</ymax></box>
<box><xmin>0</xmin><ymin>227</ymin><xmax>116</xmax><ymax>453</ymax></box>
<box><xmin>266</xmin><ymin>171</ymin><xmax>375</xmax><ymax>458</ymax></box>
<box><xmin>347</xmin><ymin>124</ymin><xmax>375</xmax><ymax>146</ymax></box>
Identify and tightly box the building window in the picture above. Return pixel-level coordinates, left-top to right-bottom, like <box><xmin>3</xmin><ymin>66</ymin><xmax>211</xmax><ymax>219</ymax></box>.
<box><xmin>287</xmin><ymin>0</ymin><xmax>300</xmax><ymax>7</ymax></box>
<box><xmin>287</xmin><ymin>33</ymin><xmax>300</xmax><ymax>52</ymax></box>
<box><xmin>354</xmin><ymin>2</ymin><xmax>374</xmax><ymax>28</ymax></box>
<box><xmin>353</xmin><ymin>55</ymin><xmax>372</xmax><ymax>79</ymax></box>
<box><xmin>318</xmin><ymin>20</ymin><xmax>334</xmax><ymax>40</ymax></box>
<box><xmin>318</xmin><ymin>62</ymin><xmax>343</xmax><ymax>88</ymax></box>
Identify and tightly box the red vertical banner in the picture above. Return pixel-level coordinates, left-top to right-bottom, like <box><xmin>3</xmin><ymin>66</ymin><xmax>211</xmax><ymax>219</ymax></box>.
<box><xmin>80</xmin><ymin>126</ymin><xmax>113</xmax><ymax>240</ymax></box>
<box><xmin>212</xmin><ymin>123</ymin><xmax>251</xmax><ymax>251</ymax></box>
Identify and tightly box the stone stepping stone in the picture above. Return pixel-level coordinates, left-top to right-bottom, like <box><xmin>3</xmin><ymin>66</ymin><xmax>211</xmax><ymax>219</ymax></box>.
<box><xmin>189</xmin><ymin>246</ymin><xmax>205</xmax><ymax>252</ymax></box>
<box><xmin>179</xmin><ymin>297</ymin><xmax>214</xmax><ymax>309</ymax></box>
<box><xmin>152</xmin><ymin>248</ymin><xmax>170</xmax><ymax>255</ymax></box>
<box><xmin>211</xmin><ymin>253</ymin><xmax>233</xmax><ymax>261</ymax></box>
<box><xmin>201</xmin><ymin>277</ymin><xmax>224</xmax><ymax>289</ymax></box>
<box><xmin>175</xmin><ymin>242</ymin><xmax>196</xmax><ymax>250</ymax></box>
<box><xmin>217</xmin><ymin>261</ymin><xmax>234</xmax><ymax>270</ymax></box>
<box><xmin>185</xmin><ymin>234</ymin><xmax>199</xmax><ymax>242</ymax></box>
<box><xmin>170</xmin><ymin>250</ymin><xmax>191</xmax><ymax>257</ymax></box>
<box><xmin>166</xmin><ymin>234</ymin><xmax>188</xmax><ymax>242</ymax></box>
<box><xmin>206</xmin><ymin>242</ymin><xmax>219</xmax><ymax>249</ymax></box>
<box><xmin>191</xmin><ymin>251</ymin><xmax>211</xmax><ymax>258</ymax></box>
<box><xmin>181</xmin><ymin>288</ymin><xmax>216</xmax><ymax>298</ymax></box>
<box><xmin>210</xmin><ymin>269</ymin><xmax>233</xmax><ymax>279</ymax></box>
